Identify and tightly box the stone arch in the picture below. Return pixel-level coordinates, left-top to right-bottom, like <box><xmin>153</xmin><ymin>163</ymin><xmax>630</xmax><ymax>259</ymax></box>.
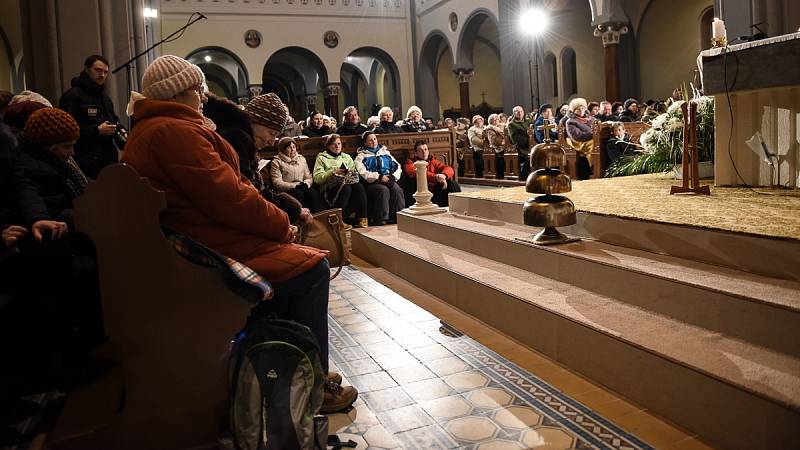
<box><xmin>186</xmin><ymin>46</ymin><xmax>249</xmax><ymax>100</ymax></box>
<box><xmin>698</xmin><ymin>6</ymin><xmax>714</xmax><ymax>51</ymax></box>
<box><xmin>454</xmin><ymin>8</ymin><xmax>504</xmax><ymax>113</ymax></box>
<box><xmin>263</xmin><ymin>47</ymin><xmax>329</xmax><ymax>120</ymax></box>
<box><xmin>341</xmin><ymin>47</ymin><xmax>402</xmax><ymax>120</ymax></box>
<box><xmin>543</xmin><ymin>51</ymin><xmax>558</xmax><ymax>101</ymax></box>
<box><xmin>560</xmin><ymin>47</ymin><xmax>578</xmax><ymax>100</ymax></box>
<box><xmin>455</xmin><ymin>8</ymin><xmax>500</xmax><ymax>68</ymax></box>
<box><xmin>418</xmin><ymin>30</ymin><xmax>453</xmax><ymax>121</ymax></box>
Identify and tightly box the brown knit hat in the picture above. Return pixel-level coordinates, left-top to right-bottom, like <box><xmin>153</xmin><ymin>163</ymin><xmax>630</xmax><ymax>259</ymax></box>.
<box><xmin>245</xmin><ymin>93</ymin><xmax>288</xmax><ymax>131</ymax></box>
<box><xmin>141</xmin><ymin>55</ymin><xmax>205</xmax><ymax>100</ymax></box>
<box><xmin>277</xmin><ymin>136</ymin><xmax>296</xmax><ymax>152</ymax></box>
<box><xmin>23</xmin><ymin>107</ymin><xmax>80</xmax><ymax>145</ymax></box>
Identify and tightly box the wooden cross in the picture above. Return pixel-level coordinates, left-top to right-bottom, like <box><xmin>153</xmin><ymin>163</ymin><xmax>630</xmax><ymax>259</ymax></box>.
<box><xmin>537</xmin><ymin>121</ymin><xmax>557</xmax><ymax>143</ymax></box>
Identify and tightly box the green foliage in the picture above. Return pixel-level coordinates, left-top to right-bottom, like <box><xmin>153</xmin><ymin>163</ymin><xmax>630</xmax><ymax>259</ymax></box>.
<box><xmin>606</xmin><ymin>95</ymin><xmax>715</xmax><ymax>177</ymax></box>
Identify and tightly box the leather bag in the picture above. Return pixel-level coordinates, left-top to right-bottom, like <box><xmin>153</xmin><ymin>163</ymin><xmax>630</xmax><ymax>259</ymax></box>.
<box><xmin>299</xmin><ymin>208</ymin><xmax>350</xmax><ymax>280</ymax></box>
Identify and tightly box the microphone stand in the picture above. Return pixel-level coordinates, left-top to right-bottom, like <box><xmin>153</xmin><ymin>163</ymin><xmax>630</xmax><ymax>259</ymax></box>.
<box><xmin>112</xmin><ymin>12</ymin><xmax>207</xmax><ymax>113</ymax></box>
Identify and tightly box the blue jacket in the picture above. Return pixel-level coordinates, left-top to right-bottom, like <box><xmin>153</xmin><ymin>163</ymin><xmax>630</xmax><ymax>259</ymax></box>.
<box><xmin>534</xmin><ymin>116</ymin><xmax>558</xmax><ymax>143</ymax></box>
<box><xmin>354</xmin><ymin>145</ymin><xmax>401</xmax><ymax>182</ymax></box>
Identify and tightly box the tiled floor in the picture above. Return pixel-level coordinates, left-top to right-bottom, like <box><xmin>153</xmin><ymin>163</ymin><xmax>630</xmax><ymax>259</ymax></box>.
<box><xmin>326</xmin><ymin>263</ymin><xmax>713</xmax><ymax>449</ymax></box>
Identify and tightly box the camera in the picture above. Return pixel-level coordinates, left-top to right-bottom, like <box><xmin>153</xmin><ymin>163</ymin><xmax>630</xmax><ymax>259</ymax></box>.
<box><xmin>113</xmin><ymin>123</ymin><xmax>128</xmax><ymax>148</ymax></box>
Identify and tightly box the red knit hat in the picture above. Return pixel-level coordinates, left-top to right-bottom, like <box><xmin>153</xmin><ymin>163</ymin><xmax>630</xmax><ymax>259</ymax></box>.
<box><xmin>2</xmin><ymin>101</ymin><xmax>48</xmax><ymax>131</ymax></box>
<box><xmin>23</xmin><ymin>108</ymin><xmax>80</xmax><ymax>145</ymax></box>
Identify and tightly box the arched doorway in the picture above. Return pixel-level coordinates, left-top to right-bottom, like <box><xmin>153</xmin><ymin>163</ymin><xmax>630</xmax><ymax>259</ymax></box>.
<box><xmin>455</xmin><ymin>10</ymin><xmax>503</xmax><ymax>116</ymax></box>
<box><xmin>186</xmin><ymin>47</ymin><xmax>249</xmax><ymax>101</ymax></box>
<box><xmin>418</xmin><ymin>31</ymin><xmax>453</xmax><ymax>121</ymax></box>
<box><xmin>263</xmin><ymin>47</ymin><xmax>328</xmax><ymax>123</ymax></box>
<box><xmin>340</xmin><ymin>47</ymin><xmax>401</xmax><ymax>121</ymax></box>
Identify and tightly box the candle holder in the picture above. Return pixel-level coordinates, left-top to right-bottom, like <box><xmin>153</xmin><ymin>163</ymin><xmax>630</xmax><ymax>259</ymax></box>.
<box><xmin>711</xmin><ymin>36</ymin><xmax>727</xmax><ymax>48</ymax></box>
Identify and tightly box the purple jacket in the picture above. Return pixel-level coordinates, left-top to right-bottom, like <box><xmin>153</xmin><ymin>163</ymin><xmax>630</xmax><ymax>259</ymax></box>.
<box><xmin>565</xmin><ymin>113</ymin><xmax>594</xmax><ymax>142</ymax></box>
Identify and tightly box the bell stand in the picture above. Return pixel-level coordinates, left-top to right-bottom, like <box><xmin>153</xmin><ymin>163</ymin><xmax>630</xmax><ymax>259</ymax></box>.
<box><xmin>670</xmin><ymin>101</ymin><xmax>711</xmax><ymax>195</ymax></box>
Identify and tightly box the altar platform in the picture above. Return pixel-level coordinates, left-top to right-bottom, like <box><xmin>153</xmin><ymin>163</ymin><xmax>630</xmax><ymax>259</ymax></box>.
<box><xmin>351</xmin><ymin>173</ymin><xmax>800</xmax><ymax>450</ymax></box>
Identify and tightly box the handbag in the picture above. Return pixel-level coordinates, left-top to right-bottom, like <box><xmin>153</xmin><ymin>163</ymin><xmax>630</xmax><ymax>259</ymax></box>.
<box><xmin>323</xmin><ymin>170</ymin><xmax>359</xmax><ymax>207</ymax></box>
<box><xmin>298</xmin><ymin>208</ymin><xmax>350</xmax><ymax>280</ymax></box>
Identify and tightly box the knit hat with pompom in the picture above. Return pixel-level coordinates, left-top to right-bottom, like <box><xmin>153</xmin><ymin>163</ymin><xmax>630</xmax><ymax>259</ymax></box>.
<box><xmin>23</xmin><ymin>107</ymin><xmax>80</xmax><ymax>145</ymax></box>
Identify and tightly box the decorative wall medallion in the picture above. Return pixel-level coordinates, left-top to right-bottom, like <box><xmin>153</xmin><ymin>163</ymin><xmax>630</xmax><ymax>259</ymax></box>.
<box><xmin>324</xmin><ymin>30</ymin><xmax>340</xmax><ymax>48</ymax></box>
<box><xmin>244</xmin><ymin>29</ymin><xmax>262</xmax><ymax>48</ymax></box>
<box><xmin>449</xmin><ymin>12</ymin><xmax>458</xmax><ymax>32</ymax></box>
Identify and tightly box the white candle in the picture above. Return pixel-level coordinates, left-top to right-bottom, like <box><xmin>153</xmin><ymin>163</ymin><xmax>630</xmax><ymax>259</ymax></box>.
<box><xmin>712</xmin><ymin>18</ymin><xmax>727</xmax><ymax>39</ymax></box>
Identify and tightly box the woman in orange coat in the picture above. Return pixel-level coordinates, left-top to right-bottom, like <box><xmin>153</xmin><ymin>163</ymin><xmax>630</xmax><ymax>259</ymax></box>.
<box><xmin>121</xmin><ymin>56</ymin><xmax>356</xmax><ymax>412</ymax></box>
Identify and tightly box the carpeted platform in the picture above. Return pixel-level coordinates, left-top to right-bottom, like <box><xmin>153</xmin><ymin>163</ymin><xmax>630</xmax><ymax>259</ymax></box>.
<box><xmin>453</xmin><ymin>173</ymin><xmax>800</xmax><ymax>241</ymax></box>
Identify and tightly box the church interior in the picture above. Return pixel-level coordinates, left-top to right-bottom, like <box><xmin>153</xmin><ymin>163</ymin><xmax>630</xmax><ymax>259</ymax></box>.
<box><xmin>1</xmin><ymin>0</ymin><xmax>799</xmax><ymax>449</ymax></box>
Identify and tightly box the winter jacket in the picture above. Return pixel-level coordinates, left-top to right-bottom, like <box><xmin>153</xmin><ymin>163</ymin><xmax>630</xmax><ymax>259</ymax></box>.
<box><xmin>506</xmin><ymin>119</ymin><xmax>530</xmax><ymax>150</ymax></box>
<box><xmin>484</xmin><ymin>124</ymin><xmax>505</xmax><ymax>154</ymax></box>
<box><xmin>336</xmin><ymin>122</ymin><xmax>368</xmax><ymax>136</ymax></box>
<box><xmin>565</xmin><ymin>113</ymin><xmax>594</xmax><ymax>142</ymax></box>
<box><xmin>303</xmin><ymin>125</ymin><xmax>331</xmax><ymax>137</ymax></box>
<box><xmin>533</xmin><ymin>116</ymin><xmax>558</xmax><ymax>143</ymax></box>
<box><xmin>121</xmin><ymin>99</ymin><xmax>326</xmax><ymax>283</ymax></box>
<box><xmin>355</xmin><ymin>145</ymin><xmax>401</xmax><ymax>182</ymax></box>
<box><xmin>619</xmin><ymin>110</ymin><xmax>640</xmax><ymax>123</ymax></box>
<box><xmin>0</xmin><ymin>123</ymin><xmax>51</xmax><ymax>229</ymax></box>
<box><xmin>58</xmin><ymin>71</ymin><xmax>120</xmax><ymax>179</ymax></box>
<box><xmin>606</xmin><ymin>134</ymin><xmax>636</xmax><ymax>162</ymax></box>
<box><xmin>202</xmin><ymin>96</ymin><xmax>264</xmax><ymax>191</ymax></box>
<box><xmin>313</xmin><ymin>150</ymin><xmax>357</xmax><ymax>186</ymax></box>
<box><xmin>402</xmin><ymin>156</ymin><xmax>455</xmax><ymax>190</ymax></box>
<box><xmin>401</xmin><ymin>120</ymin><xmax>429</xmax><ymax>133</ymax></box>
<box><xmin>270</xmin><ymin>152</ymin><xmax>313</xmax><ymax>192</ymax></box>
<box><xmin>468</xmin><ymin>126</ymin><xmax>485</xmax><ymax>151</ymax></box>
<box><xmin>373</xmin><ymin>121</ymin><xmax>403</xmax><ymax>134</ymax></box>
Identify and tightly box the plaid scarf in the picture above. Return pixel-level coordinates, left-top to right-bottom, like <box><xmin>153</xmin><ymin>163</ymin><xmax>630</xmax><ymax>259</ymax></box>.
<box><xmin>28</xmin><ymin>145</ymin><xmax>89</xmax><ymax>199</ymax></box>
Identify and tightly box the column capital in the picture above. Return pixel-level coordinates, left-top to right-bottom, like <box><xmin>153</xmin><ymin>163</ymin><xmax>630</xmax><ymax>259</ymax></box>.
<box><xmin>454</xmin><ymin>69</ymin><xmax>475</xmax><ymax>84</ymax></box>
<box><xmin>305</xmin><ymin>94</ymin><xmax>318</xmax><ymax>104</ymax></box>
<box><xmin>593</xmin><ymin>22</ymin><xmax>629</xmax><ymax>47</ymax></box>
<box><xmin>248</xmin><ymin>84</ymin><xmax>263</xmax><ymax>98</ymax></box>
<box><xmin>325</xmin><ymin>83</ymin><xmax>341</xmax><ymax>97</ymax></box>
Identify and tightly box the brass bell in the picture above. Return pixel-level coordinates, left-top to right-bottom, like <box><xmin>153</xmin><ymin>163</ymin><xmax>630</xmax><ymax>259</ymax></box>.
<box><xmin>523</xmin><ymin>195</ymin><xmax>577</xmax><ymax>228</ymax></box>
<box><xmin>526</xmin><ymin>168</ymin><xmax>572</xmax><ymax>195</ymax></box>
<box><xmin>530</xmin><ymin>142</ymin><xmax>566</xmax><ymax>170</ymax></box>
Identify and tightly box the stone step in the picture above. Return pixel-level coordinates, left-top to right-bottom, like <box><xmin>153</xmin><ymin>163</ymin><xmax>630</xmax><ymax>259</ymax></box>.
<box><xmin>395</xmin><ymin>211</ymin><xmax>800</xmax><ymax>357</ymax></box>
<box><xmin>351</xmin><ymin>225</ymin><xmax>800</xmax><ymax>450</ymax></box>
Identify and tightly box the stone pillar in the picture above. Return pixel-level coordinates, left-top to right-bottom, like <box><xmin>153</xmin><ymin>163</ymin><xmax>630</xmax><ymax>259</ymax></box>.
<box><xmin>404</xmin><ymin>160</ymin><xmax>447</xmax><ymax>216</ymax></box>
<box><xmin>593</xmin><ymin>23</ymin><xmax>628</xmax><ymax>103</ymax></box>
<box><xmin>455</xmin><ymin>70</ymin><xmax>474</xmax><ymax>118</ymax></box>
<box><xmin>248</xmin><ymin>85</ymin><xmax>263</xmax><ymax>98</ymax></box>
<box><xmin>306</xmin><ymin>94</ymin><xmax>318</xmax><ymax>115</ymax></box>
<box><xmin>325</xmin><ymin>83</ymin><xmax>341</xmax><ymax>119</ymax></box>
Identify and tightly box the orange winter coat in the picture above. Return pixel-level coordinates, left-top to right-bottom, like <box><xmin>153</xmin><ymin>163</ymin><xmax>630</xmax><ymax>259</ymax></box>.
<box><xmin>121</xmin><ymin>99</ymin><xmax>326</xmax><ymax>282</ymax></box>
<box><xmin>402</xmin><ymin>156</ymin><xmax>455</xmax><ymax>191</ymax></box>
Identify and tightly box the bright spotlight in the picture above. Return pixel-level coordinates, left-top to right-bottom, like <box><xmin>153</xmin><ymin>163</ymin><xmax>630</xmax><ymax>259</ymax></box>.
<box><xmin>204</xmin><ymin>55</ymin><xmax>212</xmax><ymax>62</ymax></box>
<box><xmin>520</xmin><ymin>9</ymin><xmax>548</xmax><ymax>36</ymax></box>
<box><xmin>143</xmin><ymin>7</ymin><xmax>158</xmax><ymax>18</ymax></box>
<box><xmin>346</xmin><ymin>56</ymin><xmax>353</xmax><ymax>62</ymax></box>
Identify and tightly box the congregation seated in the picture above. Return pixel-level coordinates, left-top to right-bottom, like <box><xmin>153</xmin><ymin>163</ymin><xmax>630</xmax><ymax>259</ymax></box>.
<box><xmin>120</xmin><ymin>55</ymin><xmax>357</xmax><ymax>412</ymax></box>
<box><xmin>270</xmin><ymin>137</ymin><xmax>323</xmax><ymax>212</ymax></box>
<box><xmin>402</xmin><ymin>140</ymin><xmax>460</xmax><ymax>207</ymax></box>
<box><xmin>336</xmin><ymin>105</ymin><xmax>367</xmax><ymax>136</ymax></box>
<box><xmin>565</xmin><ymin>97</ymin><xmax>595</xmax><ymax>180</ymax></box>
<box><xmin>355</xmin><ymin>131</ymin><xmax>404</xmax><ymax>225</ymax></box>
<box><xmin>401</xmin><ymin>105</ymin><xmax>429</xmax><ymax>132</ymax></box>
<box><xmin>313</xmin><ymin>133</ymin><xmax>368</xmax><ymax>228</ymax></box>
<box><xmin>485</xmin><ymin>113</ymin><xmax>506</xmax><ymax>179</ymax></box>
<box><xmin>619</xmin><ymin>98</ymin><xmax>641</xmax><ymax>122</ymax></box>
<box><xmin>372</xmin><ymin>106</ymin><xmax>403</xmax><ymax>134</ymax></box>
<box><xmin>533</xmin><ymin>103</ymin><xmax>558</xmax><ymax>144</ymax></box>
<box><xmin>303</xmin><ymin>110</ymin><xmax>332</xmax><ymax>137</ymax></box>
<box><xmin>594</xmin><ymin>100</ymin><xmax>616</xmax><ymax>122</ymax></box>
<box><xmin>468</xmin><ymin>115</ymin><xmax>485</xmax><ymax>178</ymax></box>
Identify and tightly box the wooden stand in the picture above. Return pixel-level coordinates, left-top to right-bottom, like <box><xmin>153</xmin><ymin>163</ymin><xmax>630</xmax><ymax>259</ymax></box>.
<box><xmin>670</xmin><ymin>101</ymin><xmax>711</xmax><ymax>195</ymax></box>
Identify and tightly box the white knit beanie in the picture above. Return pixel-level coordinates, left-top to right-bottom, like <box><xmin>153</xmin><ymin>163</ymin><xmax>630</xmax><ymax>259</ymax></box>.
<box><xmin>568</xmin><ymin>97</ymin><xmax>588</xmax><ymax>113</ymax></box>
<box><xmin>9</xmin><ymin>90</ymin><xmax>52</xmax><ymax>107</ymax></box>
<box><xmin>141</xmin><ymin>55</ymin><xmax>205</xmax><ymax>100</ymax></box>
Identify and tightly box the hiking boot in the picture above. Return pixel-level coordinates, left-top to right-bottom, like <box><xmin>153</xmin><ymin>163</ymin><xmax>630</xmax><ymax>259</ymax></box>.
<box><xmin>355</xmin><ymin>218</ymin><xmax>369</xmax><ymax>228</ymax></box>
<box><xmin>321</xmin><ymin>380</ymin><xmax>358</xmax><ymax>413</ymax></box>
<box><xmin>327</xmin><ymin>371</ymin><xmax>343</xmax><ymax>385</ymax></box>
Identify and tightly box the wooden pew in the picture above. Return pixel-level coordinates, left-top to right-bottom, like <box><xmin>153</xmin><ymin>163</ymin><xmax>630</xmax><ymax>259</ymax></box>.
<box><xmin>48</xmin><ymin>164</ymin><xmax>252</xmax><ymax>450</ymax></box>
<box><xmin>259</xmin><ymin>131</ymin><xmax>457</xmax><ymax>180</ymax></box>
<box><xmin>557</xmin><ymin>121</ymin><xmax>649</xmax><ymax>178</ymax></box>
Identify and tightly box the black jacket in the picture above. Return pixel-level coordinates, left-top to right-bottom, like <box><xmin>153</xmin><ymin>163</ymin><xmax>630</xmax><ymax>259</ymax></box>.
<box><xmin>303</xmin><ymin>125</ymin><xmax>332</xmax><ymax>137</ymax></box>
<box><xmin>58</xmin><ymin>72</ymin><xmax>120</xmax><ymax>179</ymax></box>
<box><xmin>373</xmin><ymin>121</ymin><xmax>403</xmax><ymax>134</ymax></box>
<box><xmin>337</xmin><ymin>122</ymin><xmax>367</xmax><ymax>136</ymax></box>
<box><xmin>606</xmin><ymin>134</ymin><xmax>636</xmax><ymax>163</ymax></box>
<box><xmin>401</xmin><ymin>121</ymin><xmax>429</xmax><ymax>133</ymax></box>
<box><xmin>619</xmin><ymin>110</ymin><xmax>640</xmax><ymax>123</ymax></box>
<box><xmin>15</xmin><ymin>144</ymin><xmax>81</xmax><ymax>228</ymax></box>
<box><xmin>0</xmin><ymin>124</ymin><xmax>50</xmax><ymax>229</ymax></box>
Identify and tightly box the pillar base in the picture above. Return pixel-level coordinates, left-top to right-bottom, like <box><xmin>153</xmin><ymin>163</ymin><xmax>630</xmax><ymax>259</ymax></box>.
<box><xmin>403</xmin><ymin>203</ymin><xmax>447</xmax><ymax>216</ymax></box>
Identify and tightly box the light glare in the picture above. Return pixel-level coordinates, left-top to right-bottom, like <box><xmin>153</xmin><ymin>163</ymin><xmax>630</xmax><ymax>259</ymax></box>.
<box><xmin>204</xmin><ymin>55</ymin><xmax>212</xmax><ymax>62</ymax></box>
<box><xmin>520</xmin><ymin>9</ymin><xmax>548</xmax><ymax>36</ymax></box>
<box><xmin>143</xmin><ymin>8</ymin><xmax>158</xmax><ymax>18</ymax></box>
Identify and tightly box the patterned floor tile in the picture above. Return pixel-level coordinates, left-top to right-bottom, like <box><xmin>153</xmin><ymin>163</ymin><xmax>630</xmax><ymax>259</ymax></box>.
<box><xmin>327</xmin><ymin>267</ymin><xmax>656</xmax><ymax>450</ymax></box>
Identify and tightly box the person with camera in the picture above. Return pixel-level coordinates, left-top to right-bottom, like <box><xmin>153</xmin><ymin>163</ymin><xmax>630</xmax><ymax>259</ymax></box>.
<box><xmin>354</xmin><ymin>131</ymin><xmax>404</xmax><ymax>225</ymax></box>
<box><xmin>59</xmin><ymin>54</ymin><xmax>125</xmax><ymax>180</ymax></box>
<box><xmin>313</xmin><ymin>134</ymin><xmax>368</xmax><ymax>228</ymax></box>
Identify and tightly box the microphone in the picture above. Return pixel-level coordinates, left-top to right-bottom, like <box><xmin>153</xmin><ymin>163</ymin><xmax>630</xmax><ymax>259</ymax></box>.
<box><xmin>197</xmin><ymin>12</ymin><xmax>207</xmax><ymax>19</ymax></box>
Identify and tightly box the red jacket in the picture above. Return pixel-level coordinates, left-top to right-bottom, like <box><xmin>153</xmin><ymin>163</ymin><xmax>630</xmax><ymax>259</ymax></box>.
<box><xmin>121</xmin><ymin>99</ymin><xmax>326</xmax><ymax>282</ymax></box>
<box><xmin>402</xmin><ymin>156</ymin><xmax>455</xmax><ymax>190</ymax></box>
